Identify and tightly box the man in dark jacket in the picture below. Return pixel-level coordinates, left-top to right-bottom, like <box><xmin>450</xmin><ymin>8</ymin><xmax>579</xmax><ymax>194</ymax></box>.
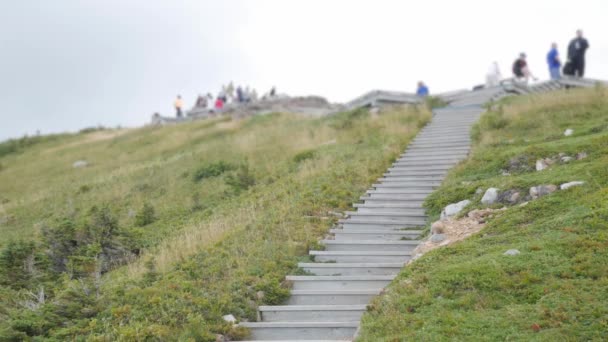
<box><xmin>567</xmin><ymin>30</ymin><xmax>590</xmax><ymax>77</ymax></box>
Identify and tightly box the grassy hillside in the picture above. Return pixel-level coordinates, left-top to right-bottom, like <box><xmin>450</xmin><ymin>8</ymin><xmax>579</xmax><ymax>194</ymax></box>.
<box><xmin>0</xmin><ymin>107</ymin><xmax>430</xmax><ymax>340</ymax></box>
<box><xmin>358</xmin><ymin>86</ymin><xmax>608</xmax><ymax>340</ymax></box>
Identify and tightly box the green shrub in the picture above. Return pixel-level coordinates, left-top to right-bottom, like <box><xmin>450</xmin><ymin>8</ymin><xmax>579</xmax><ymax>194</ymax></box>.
<box><xmin>425</xmin><ymin>96</ymin><xmax>447</xmax><ymax>109</ymax></box>
<box><xmin>0</xmin><ymin>240</ymin><xmax>45</xmax><ymax>289</ymax></box>
<box><xmin>293</xmin><ymin>149</ymin><xmax>315</xmax><ymax>163</ymax></box>
<box><xmin>135</xmin><ymin>202</ymin><xmax>156</xmax><ymax>227</ymax></box>
<box><xmin>193</xmin><ymin>161</ymin><xmax>236</xmax><ymax>182</ymax></box>
<box><xmin>225</xmin><ymin>163</ymin><xmax>255</xmax><ymax>194</ymax></box>
<box><xmin>42</xmin><ymin>205</ymin><xmax>137</xmax><ymax>276</ymax></box>
<box><xmin>479</xmin><ymin>108</ymin><xmax>509</xmax><ymax>130</ymax></box>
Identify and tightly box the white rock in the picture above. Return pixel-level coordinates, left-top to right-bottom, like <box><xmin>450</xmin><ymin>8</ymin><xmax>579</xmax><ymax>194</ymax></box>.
<box><xmin>430</xmin><ymin>234</ymin><xmax>446</xmax><ymax>243</ymax></box>
<box><xmin>222</xmin><ymin>314</ymin><xmax>237</xmax><ymax>323</ymax></box>
<box><xmin>504</xmin><ymin>249</ymin><xmax>520</xmax><ymax>256</ymax></box>
<box><xmin>440</xmin><ymin>200</ymin><xmax>471</xmax><ymax>220</ymax></box>
<box><xmin>564</xmin><ymin>129</ymin><xmax>574</xmax><ymax>136</ymax></box>
<box><xmin>72</xmin><ymin>160</ymin><xmax>89</xmax><ymax>168</ymax></box>
<box><xmin>560</xmin><ymin>181</ymin><xmax>585</xmax><ymax>190</ymax></box>
<box><xmin>481</xmin><ymin>188</ymin><xmax>499</xmax><ymax>205</ymax></box>
<box><xmin>561</xmin><ymin>156</ymin><xmax>574</xmax><ymax>163</ymax></box>
<box><xmin>535</xmin><ymin>159</ymin><xmax>548</xmax><ymax>171</ymax></box>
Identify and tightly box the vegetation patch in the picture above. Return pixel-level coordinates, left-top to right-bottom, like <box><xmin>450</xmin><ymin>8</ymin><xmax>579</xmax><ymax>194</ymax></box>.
<box><xmin>192</xmin><ymin>161</ymin><xmax>237</xmax><ymax>182</ymax></box>
<box><xmin>0</xmin><ymin>105</ymin><xmax>430</xmax><ymax>339</ymax></box>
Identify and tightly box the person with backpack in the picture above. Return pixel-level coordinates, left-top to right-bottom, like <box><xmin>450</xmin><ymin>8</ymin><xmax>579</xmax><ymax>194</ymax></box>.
<box><xmin>566</xmin><ymin>30</ymin><xmax>590</xmax><ymax>77</ymax></box>
<box><xmin>512</xmin><ymin>53</ymin><xmax>537</xmax><ymax>83</ymax></box>
<box><xmin>546</xmin><ymin>43</ymin><xmax>561</xmax><ymax>80</ymax></box>
<box><xmin>416</xmin><ymin>81</ymin><xmax>429</xmax><ymax>97</ymax></box>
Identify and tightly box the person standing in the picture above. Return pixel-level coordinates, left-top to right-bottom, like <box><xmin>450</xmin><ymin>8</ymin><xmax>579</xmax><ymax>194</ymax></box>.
<box><xmin>174</xmin><ymin>95</ymin><xmax>183</xmax><ymax>118</ymax></box>
<box><xmin>546</xmin><ymin>43</ymin><xmax>561</xmax><ymax>80</ymax></box>
<box><xmin>486</xmin><ymin>61</ymin><xmax>502</xmax><ymax>87</ymax></box>
<box><xmin>416</xmin><ymin>81</ymin><xmax>429</xmax><ymax>97</ymax></box>
<box><xmin>567</xmin><ymin>30</ymin><xmax>590</xmax><ymax>77</ymax></box>
<box><xmin>512</xmin><ymin>53</ymin><xmax>537</xmax><ymax>83</ymax></box>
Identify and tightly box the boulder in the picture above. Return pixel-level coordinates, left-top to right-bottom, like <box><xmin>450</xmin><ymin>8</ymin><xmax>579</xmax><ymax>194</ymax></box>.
<box><xmin>561</xmin><ymin>156</ymin><xmax>574</xmax><ymax>163</ymax></box>
<box><xmin>530</xmin><ymin>185</ymin><xmax>557</xmax><ymax>199</ymax></box>
<box><xmin>576</xmin><ymin>152</ymin><xmax>588</xmax><ymax>160</ymax></box>
<box><xmin>504</xmin><ymin>249</ymin><xmax>521</xmax><ymax>256</ymax></box>
<box><xmin>72</xmin><ymin>160</ymin><xmax>89</xmax><ymax>168</ymax></box>
<box><xmin>497</xmin><ymin>190</ymin><xmax>521</xmax><ymax>204</ymax></box>
<box><xmin>535</xmin><ymin>159</ymin><xmax>548</xmax><ymax>171</ymax></box>
<box><xmin>508</xmin><ymin>155</ymin><xmax>534</xmax><ymax>173</ymax></box>
<box><xmin>481</xmin><ymin>188</ymin><xmax>499</xmax><ymax>205</ymax></box>
<box><xmin>560</xmin><ymin>181</ymin><xmax>585</xmax><ymax>190</ymax></box>
<box><xmin>430</xmin><ymin>234</ymin><xmax>446</xmax><ymax>243</ymax></box>
<box><xmin>564</xmin><ymin>128</ymin><xmax>574</xmax><ymax>136</ymax></box>
<box><xmin>440</xmin><ymin>200</ymin><xmax>471</xmax><ymax>219</ymax></box>
<box><xmin>222</xmin><ymin>314</ymin><xmax>237</xmax><ymax>323</ymax></box>
<box><xmin>431</xmin><ymin>221</ymin><xmax>445</xmax><ymax>234</ymax></box>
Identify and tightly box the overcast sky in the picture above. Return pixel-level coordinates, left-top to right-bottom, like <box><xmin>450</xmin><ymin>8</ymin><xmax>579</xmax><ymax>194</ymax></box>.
<box><xmin>1</xmin><ymin>0</ymin><xmax>607</xmax><ymax>141</ymax></box>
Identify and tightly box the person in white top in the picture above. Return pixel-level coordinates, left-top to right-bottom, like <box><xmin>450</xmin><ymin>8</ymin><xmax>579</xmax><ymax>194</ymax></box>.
<box><xmin>486</xmin><ymin>61</ymin><xmax>502</xmax><ymax>87</ymax></box>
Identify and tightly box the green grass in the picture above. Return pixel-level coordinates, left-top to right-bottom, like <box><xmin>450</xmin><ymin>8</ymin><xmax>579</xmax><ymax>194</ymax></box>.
<box><xmin>358</xmin><ymin>87</ymin><xmax>608</xmax><ymax>341</ymax></box>
<box><xmin>0</xmin><ymin>107</ymin><xmax>430</xmax><ymax>340</ymax></box>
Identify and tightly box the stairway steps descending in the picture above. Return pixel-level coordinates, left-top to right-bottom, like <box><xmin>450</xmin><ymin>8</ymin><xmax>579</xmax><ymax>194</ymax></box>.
<box><xmin>331</xmin><ymin>229</ymin><xmax>423</xmax><ymax>241</ymax></box>
<box><xmin>288</xmin><ymin>290</ymin><xmax>379</xmax><ymax>305</ymax></box>
<box><xmin>346</xmin><ymin>210</ymin><xmax>426</xmax><ymax>218</ymax></box>
<box><xmin>371</xmin><ymin>183</ymin><xmax>439</xmax><ymax>189</ymax></box>
<box><xmin>361</xmin><ymin>193</ymin><xmax>428</xmax><ymax>200</ymax></box>
<box><xmin>239</xmin><ymin>321</ymin><xmax>359</xmax><ymax>340</ymax></box>
<box><xmin>367</xmin><ymin>188</ymin><xmax>435</xmax><ymax>195</ymax></box>
<box><xmin>340</xmin><ymin>221</ymin><xmax>425</xmax><ymax>230</ymax></box>
<box><xmin>321</xmin><ymin>240</ymin><xmax>420</xmax><ymax>252</ymax></box>
<box><xmin>286</xmin><ymin>275</ymin><xmax>395</xmax><ymax>290</ymax></box>
<box><xmin>353</xmin><ymin>203</ymin><xmax>424</xmax><ymax>211</ymax></box>
<box><xmin>243</xmin><ymin>102</ymin><xmax>485</xmax><ymax>340</ymax></box>
<box><xmin>310</xmin><ymin>250</ymin><xmax>413</xmax><ymax>263</ymax></box>
<box><xmin>259</xmin><ymin>305</ymin><xmax>367</xmax><ymax>322</ymax></box>
<box><xmin>396</xmin><ymin>156</ymin><xmax>467</xmax><ymax>162</ymax></box>
<box><xmin>298</xmin><ymin>262</ymin><xmax>404</xmax><ymax>276</ymax></box>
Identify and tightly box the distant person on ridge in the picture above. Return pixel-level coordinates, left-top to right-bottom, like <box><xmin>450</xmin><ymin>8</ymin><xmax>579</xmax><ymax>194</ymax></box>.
<box><xmin>486</xmin><ymin>61</ymin><xmax>502</xmax><ymax>87</ymax></box>
<box><xmin>512</xmin><ymin>53</ymin><xmax>537</xmax><ymax>83</ymax></box>
<box><xmin>236</xmin><ymin>86</ymin><xmax>244</xmax><ymax>103</ymax></box>
<box><xmin>215</xmin><ymin>97</ymin><xmax>224</xmax><ymax>111</ymax></box>
<box><xmin>416</xmin><ymin>81</ymin><xmax>429</xmax><ymax>97</ymax></box>
<box><xmin>195</xmin><ymin>94</ymin><xmax>207</xmax><ymax>108</ymax></box>
<box><xmin>546</xmin><ymin>43</ymin><xmax>562</xmax><ymax>80</ymax></box>
<box><xmin>566</xmin><ymin>30</ymin><xmax>589</xmax><ymax>77</ymax></box>
<box><xmin>174</xmin><ymin>95</ymin><xmax>183</xmax><ymax>117</ymax></box>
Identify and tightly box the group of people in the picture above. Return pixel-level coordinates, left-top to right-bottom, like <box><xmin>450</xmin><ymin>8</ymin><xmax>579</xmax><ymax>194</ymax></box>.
<box><xmin>488</xmin><ymin>29</ymin><xmax>590</xmax><ymax>86</ymax></box>
<box><xmin>172</xmin><ymin>83</ymin><xmax>278</xmax><ymax>118</ymax></box>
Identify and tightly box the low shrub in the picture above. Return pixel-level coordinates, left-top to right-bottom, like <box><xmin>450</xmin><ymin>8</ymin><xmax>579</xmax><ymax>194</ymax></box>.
<box><xmin>225</xmin><ymin>163</ymin><xmax>255</xmax><ymax>194</ymax></box>
<box><xmin>293</xmin><ymin>149</ymin><xmax>315</xmax><ymax>163</ymax></box>
<box><xmin>193</xmin><ymin>161</ymin><xmax>236</xmax><ymax>182</ymax></box>
<box><xmin>135</xmin><ymin>202</ymin><xmax>156</xmax><ymax>227</ymax></box>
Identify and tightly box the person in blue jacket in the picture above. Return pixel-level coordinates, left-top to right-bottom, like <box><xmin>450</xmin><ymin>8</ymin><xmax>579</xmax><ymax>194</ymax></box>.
<box><xmin>416</xmin><ymin>81</ymin><xmax>429</xmax><ymax>97</ymax></box>
<box><xmin>546</xmin><ymin>43</ymin><xmax>561</xmax><ymax>80</ymax></box>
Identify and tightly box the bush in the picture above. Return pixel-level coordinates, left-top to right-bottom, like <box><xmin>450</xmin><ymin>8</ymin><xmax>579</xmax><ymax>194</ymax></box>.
<box><xmin>293</xmin><ymin>149</ymin><xmax>315</xmax><ymax>163</ymax></box>
<box><xmin>42</xmin><ymin>205</ymin><xmax>137</xmax><ymax>276</ymax></box>
<box><xmin>0</xmin><ymin>240</ymin><xmax>44</xmax><ymax>289</ymax></box>
<box><xmin>425</xmin><ymin>96</ymin><xmax>447</xmax><ymax>109</ymax></box>
<box><xmin>134</xmin><ymin>202</ymin><xmax>156</xmax><ymax>227</ymax></box>
<box><xmin>193</xmin><ymin>161</ymin><xmax>236</xmax><ymax>182</ymax></box>
<box><xmin>479</xmin><ymin>108</ymin><xmax>509</xmax><ymax>130</ymax></box>
<box><xmin>225</xmin><ymin>163</ymin><xmax>255</xmax><ymax>194</ymax></box>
